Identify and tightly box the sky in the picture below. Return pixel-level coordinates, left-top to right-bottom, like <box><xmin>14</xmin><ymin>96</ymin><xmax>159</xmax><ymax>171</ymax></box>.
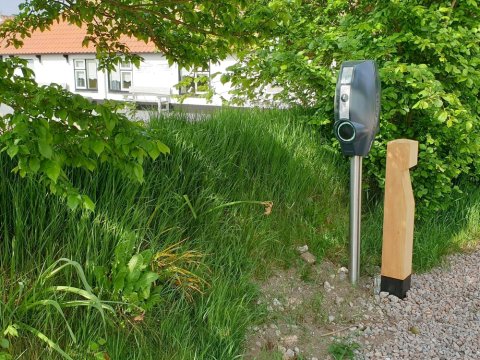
<box><xmin>0</xmin><ymin>0</ymin><xmax>23</xmax><ymax>15</ymax></box>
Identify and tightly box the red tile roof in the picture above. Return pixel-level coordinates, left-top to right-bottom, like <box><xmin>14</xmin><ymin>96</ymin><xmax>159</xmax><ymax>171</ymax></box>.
<box><xmin>0</xmin><ymin>20</ymin><xmax>157</xmax><ymax>55</ymax></box>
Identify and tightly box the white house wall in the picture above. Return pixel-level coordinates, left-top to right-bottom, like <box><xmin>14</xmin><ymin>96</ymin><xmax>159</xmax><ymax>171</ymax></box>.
<box><xmin>9</xmin><ymin>53</ymin><xmax>238</xmax><ymax>107</ymax></box>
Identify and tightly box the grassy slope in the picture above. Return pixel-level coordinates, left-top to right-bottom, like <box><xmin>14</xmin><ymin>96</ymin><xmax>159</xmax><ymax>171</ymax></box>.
<box><xmin>0</xmin><ymin>109</ymin><xmax>479</xmax><ymax>359</ymax></box>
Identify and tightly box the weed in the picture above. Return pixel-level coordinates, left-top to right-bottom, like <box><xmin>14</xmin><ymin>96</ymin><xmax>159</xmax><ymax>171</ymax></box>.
<box><xmin>328</xmin><ymin>339</ymin><xmax>360</xmax><ymax>360</ymax></box>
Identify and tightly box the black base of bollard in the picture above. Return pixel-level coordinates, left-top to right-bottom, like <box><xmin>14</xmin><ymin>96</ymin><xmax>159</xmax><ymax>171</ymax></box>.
<box><xmin>380</xmin><ymin>274</ymin><xmax>411</xmax><ymax>299</ymax></box>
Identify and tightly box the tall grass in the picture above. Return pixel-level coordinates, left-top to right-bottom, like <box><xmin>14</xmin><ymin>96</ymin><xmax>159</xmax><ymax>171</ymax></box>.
<box><xmin>0</xmin><ymin>109</ymin><xmax>478</xmax><ymax>359</ymax></box>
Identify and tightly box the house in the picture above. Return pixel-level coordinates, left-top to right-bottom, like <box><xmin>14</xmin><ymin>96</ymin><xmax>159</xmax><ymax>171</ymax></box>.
<box><xmin>0</xmin><ymin>20</ymin><xmax>237</xmax><ymax>110</ymax></box>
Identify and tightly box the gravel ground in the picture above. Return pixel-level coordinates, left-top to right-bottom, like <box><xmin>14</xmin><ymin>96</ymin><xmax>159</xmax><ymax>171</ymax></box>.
<box><xmin>355</xmin><ymin>248</ymin><xmax>480</xmax><ymax>359</ymax></box>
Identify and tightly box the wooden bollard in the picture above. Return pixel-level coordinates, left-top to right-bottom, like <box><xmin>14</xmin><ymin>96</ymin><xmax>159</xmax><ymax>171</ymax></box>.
<box><xmin>381</xmin><ymin>139</ymin><xmax>418</xmax><ymax>299</ymax></box>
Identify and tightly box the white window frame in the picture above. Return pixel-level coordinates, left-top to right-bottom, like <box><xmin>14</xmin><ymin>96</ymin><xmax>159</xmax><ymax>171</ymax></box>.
<box><xmin>179</xmin><ymin>65</ymin><xmax>210</xmax><ymax>95</ymax></box>
<box><xmin>74</xmin><ymin>59</ymin><xmax>98</xmax><ymax>91</ymax></box>
<box><xmin>109</xmin><ymin>61</ymin><xmax>133</xmax><ymax>92</ymax></box>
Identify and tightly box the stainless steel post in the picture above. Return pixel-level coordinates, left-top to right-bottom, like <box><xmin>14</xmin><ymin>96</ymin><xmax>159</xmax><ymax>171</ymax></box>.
<box><xmin>349</xmin><ymin>155</ymin><xmax>362</xmax><ymax>285</ymax></box>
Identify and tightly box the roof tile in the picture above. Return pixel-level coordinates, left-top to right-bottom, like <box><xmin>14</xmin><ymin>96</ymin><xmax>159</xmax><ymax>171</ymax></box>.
<box><xmin>0</xmin><ymin>20</ymin><xmax>157</xmax><ymax>55</ymax></box>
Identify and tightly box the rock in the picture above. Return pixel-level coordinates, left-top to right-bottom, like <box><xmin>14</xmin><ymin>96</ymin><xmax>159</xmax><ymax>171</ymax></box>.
<box><xmin>335</xmin><ymin>296</ymin><xmax>344</xmax><ymax>305</ymax></box>
<box><xmin>301</xmin><ymin>251</ymin><xmax>316</xmax><ymax>264</ymax></box>
<box><xmin>282</xmin><ymin>335</ymin><xmax>298</xmax><ymax>347</ymax></box>
<box><xmin>380</xmin><ymin>291</ymin><xmax>389</xmax><ymax>298</ymax></box>
<box><xmin>324</xmin><ymin>281</ymin><xmax>334</xmax><ymax>292</ymax></box>
<box><xmin>328</xmin><ymin>315</ymin><xmax>335</xmax><ymax>323</ymax></box>
<box><xmin>284</xmin><ymin>349</ymin><xmax>295</xmax><ymax>359</ymax></box>
<box><xmin>296</xmin><ymin>245</ymin><xmax>309</xmax><ymax>254</ymax></box>
<box><xmin>311</xmin><ymin>358</ymin><xmax>319</xmax><ymax>360</ymax></box>
<box><xmin>273</xmin><ymin>298</ymin><xmax>282</xmax><ymax>307</ymax></box>
<box><xmin>338</xmin><ymin>267</ymin><xmax>348</xmax><ymax>281</ymax></box>
<box><xmin>294</xmin><ymin>347</ymin><xmax>300</xmax><ymax>353</ymax></box>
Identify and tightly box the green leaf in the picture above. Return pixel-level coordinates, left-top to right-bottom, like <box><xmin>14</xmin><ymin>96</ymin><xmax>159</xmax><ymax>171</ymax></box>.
<box><xmin>82</xmin><ymin>195</ymin><xmax>95</xmax><ymax>211</ymax></box>
<box><xmin>38</xmin><ymin>139</ymin><xmax>53</xmax><ymax>159</ymax></box>
<box><xmin>0</xmin><ymin>338</ymin><xmax>9</xmax><ymax>349</ymax></box>
<box><xmin>89</xmin><ymin>341</ymin><xmax>99</xmax><ymax>351</ymax></box>
<box><xmin>127</xmin><ymin>254</ymin><xmax>144</xmax><ymax>274</ymax></box>
<box><xmin>133</xmin><ymin>164</ymin><xmax>144</xmax><ymax>183</ymax></box>
<box><xmin>3</xmin><ymin>325</ymin><xmax>18</xmax><ymax>338</ymax></box>
<box><xmin>57</xmin><ymin>109</ymin><xmax>68</xmax><ymax>121</ymax></box>
<box><xmin>113</xmin><ymin>268</ymin><xmax>128</xmax><ymax>293</ymax></box>
<box><xmin>156</xmin><ymin>140</ymin><xmax>170</xmax><ymax>154</ymax></box>
<box><xmin>29</xmin><ymin>157</ymin><xmax>41</xmax><ymax>173</ymax></box>
<box><xmin>6</xmin><ymin>145</ymin><xmax>18</xmax><ymax>158</ymax></box>
<box><xmin>91</xmin><ymin>140</ymin><xmax>105</xmax><ymax>156</ymax></box>
<box><xmin>67</xmin><ymin>194</ymin><xmax>81</xmax><ymax>210</ymax></box>
<box><xmin>437</xmin><ymin>111</ymin><xmax>448</xmax><ymax>123</ymax></box>
<box><xmin>135</xmin><ymin>271</ymin><xmax>159</xmax><ymax>293</ymax></box>
<box><xmin>43</xmin><ymin>160</ymin><xmax>61</xmax><ymax>183</ymax></box>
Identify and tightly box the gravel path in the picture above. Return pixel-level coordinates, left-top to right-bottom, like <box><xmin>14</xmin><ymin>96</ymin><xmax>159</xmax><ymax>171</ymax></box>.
<box><xmin>355</xmin><ymin>249</ymin><xmax>480</xmax><ymax>359</ymax></box>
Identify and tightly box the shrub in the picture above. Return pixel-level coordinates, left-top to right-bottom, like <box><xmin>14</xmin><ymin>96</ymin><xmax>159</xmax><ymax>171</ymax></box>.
<box><xmin>227</xmin><ymin>1</ymin><xmax>480</xmax><ymax>215</ymax></box>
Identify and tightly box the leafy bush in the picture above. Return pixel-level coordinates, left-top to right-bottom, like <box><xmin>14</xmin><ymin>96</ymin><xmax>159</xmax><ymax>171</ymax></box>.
<box><xmin>0</xmin><ymin>58</ymin><xmax>169</xmax><ymax>211</ymax></box>
<box><xmin>227</xmin><ymin>1</ymin><xmax>480</xmax><ymax>215</ymax></box>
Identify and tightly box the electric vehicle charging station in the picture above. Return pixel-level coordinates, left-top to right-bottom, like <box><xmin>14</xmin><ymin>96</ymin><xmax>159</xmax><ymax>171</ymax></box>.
<box><xmin>334</xmin><ymin>60</ymin><xmax>381</xmax><ymax>285</ymax></box>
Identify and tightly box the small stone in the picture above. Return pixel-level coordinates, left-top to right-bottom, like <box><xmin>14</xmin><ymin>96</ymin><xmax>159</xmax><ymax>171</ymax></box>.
<box><xmin>273</xmin><ymin>298</ymin><xmax>282</xmax><ymax>306</ymax></box>
<box><xmin>296</xmin><ymin>245</ymin><xmax>309</xmax><ymax>254</ymax></box>
<box><xmin>338</xmin><ymin>267</ymin><xmax>348</xmax><ymax>281</ymax></box>
<box><xmin>275</xmin><ymin>330</ymin><xmax>281</xmax><ymax>337</ymax></box>
<box><xmin>283</xmin><ymin>335</ymin><xmax>298</xmax><ymax>347</ymax></box>
<box><xmin>255</xmin><ymin>341</ymin><xmax>262</xmax><ymax>347</ymax></box>
<box><xmin>328</xmin><ymin>315</ymin><xmax>335</xmax><ymax>323</ymax></box>
<box><xmin>301</xmin><ymin>251</ymin><xmax>317</xmax><ymax>264</ymax></box>
<box><xmin>335</xmin><ymin>296</ymin><xmax>344</xmax><ymax>305</ymax></box>
<box><xmin>294</xmin><ymin>347</ymin><xmax>300</xmax><ymax>353</ymax></box>
<box><xmin>284</xmin><ymin>349</ymin><xmax>295</xmax><ymax>359</ymax></box>
<box><xmin>311</xmin><ymin>358</ymin><xmax>319</xmax><ymax>360</ymax></box>
<box><xmin>380</xmin><ymin>291</ymin><xmax>389</xmax><ymax>298</ymax></box>
<box><xmin>324</xmin><ymin>281</ymin><xmax>334</xmax><ymax>292</ymax></box>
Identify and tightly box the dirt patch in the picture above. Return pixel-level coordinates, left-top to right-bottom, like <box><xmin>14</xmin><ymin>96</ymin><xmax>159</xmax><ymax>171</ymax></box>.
<box><xmin>244</xmin><ymin>258</ymin><xmax>382</xmax><ymax>360</ymax></box>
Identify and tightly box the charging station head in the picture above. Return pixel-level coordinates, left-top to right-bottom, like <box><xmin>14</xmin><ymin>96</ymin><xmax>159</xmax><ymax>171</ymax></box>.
<box><xmin>334</xmin><ymin>60</ymin><xmax>381</xmax><ymax>157</ymax></box>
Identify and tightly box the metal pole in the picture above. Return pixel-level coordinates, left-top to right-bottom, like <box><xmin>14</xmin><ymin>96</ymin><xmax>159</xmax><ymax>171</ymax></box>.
<box><xmin>349</xmin><ymin>155</ymin><xmax>362</xmax><ymax>285</ymax></box>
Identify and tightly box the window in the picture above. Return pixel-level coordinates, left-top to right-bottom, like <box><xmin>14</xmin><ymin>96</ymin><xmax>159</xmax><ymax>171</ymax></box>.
<box><xmin>74</xmin><ymin>59</ymin><xmax>98</xmax><ymax>90</ymax></box>
<box><xmin>109</xmin><ymin>61</ymin><xmax>133</xmax><ymax>92</ymax></box>
<box><xmin>179</xmin><ymin>66</ymin><xmax>210</xmax><ymax>95</ymax></box>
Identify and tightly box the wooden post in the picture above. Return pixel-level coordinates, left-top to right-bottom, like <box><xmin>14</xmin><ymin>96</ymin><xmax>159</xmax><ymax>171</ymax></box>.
<box><xmin>381</xmin><ymin>139</ymin><xmax>418</xmax><ymax>299</ymax></box>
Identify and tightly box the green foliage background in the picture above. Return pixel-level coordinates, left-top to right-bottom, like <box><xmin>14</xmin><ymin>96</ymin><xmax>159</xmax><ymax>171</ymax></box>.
<box><xmin>227</xmin><ymin>0</ymin><xmax>480</xmax><ymax>214</ymax></box>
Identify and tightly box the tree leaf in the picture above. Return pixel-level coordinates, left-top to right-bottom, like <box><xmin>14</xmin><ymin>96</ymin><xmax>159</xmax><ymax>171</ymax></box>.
<box><xmin>82</xmin><ymin>195</ymin><xmax>95</xmax><ymax>211</ymax></box>
<box><xmin>43</xmin><ymin>160</ymin><xmax>61</xmax><ymax>183</ymax></box>
<box><xmin>38</xmin><ymin>139</ymin><xmax>53</xmax><ymax>159</ymax></box>
<box><xmin>6</xmin><ymin>145</ymin><xmax>18</xmax><ymax>159</ymax></box>
<box><xmin>67</xmin><ymin>194</ymin><xmax>81</xmax><ymax>210</ymax></box>
<box><xmin>91</xmin><ymin>140</ymin><xmax>105</xmax><ymax>156</ymax></box>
